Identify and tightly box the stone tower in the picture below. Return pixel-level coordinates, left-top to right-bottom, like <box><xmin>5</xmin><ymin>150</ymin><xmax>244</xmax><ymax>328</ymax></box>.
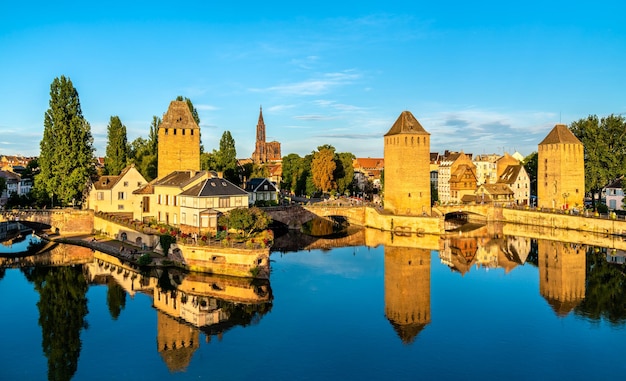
<box><xmin>157</xmin><ymin>100</ymin><xmax>201</xmax><ymax>179</ymax></box>
<box><xmin>537</xmin><ymin>239</ymin><xmax>586</xmax><ymax>317</ymax></box>
<box><xmin>383</xmin><ymin>111</ymin><xmax>431</xmax><ymax>215</ymax></box>
<box><xmin>537</xmin><ymin>124</ymin><xmax>584</xmax><ymax>209</ymax></box>
<box><xmin>384</xmin><ymin>246</ymin><xmax>431</xmax><ymax>344</ymax></box>
<box><xmin>252</xmin><ymin>106</ymin><xmax>281</xmax><ymax>164</ymax></box>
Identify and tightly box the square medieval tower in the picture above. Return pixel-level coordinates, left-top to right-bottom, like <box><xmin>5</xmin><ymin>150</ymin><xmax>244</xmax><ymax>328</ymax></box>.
<box><xmin>157</xmin><ymin>101</ymin><xmax>201</xmax><ymax>179</ymax></box>
<box><xmin>537</xmin><ymin>124</ymin><xmax>585</xmax><ymax>209</ymax></box>
<box><xmin>383</xmin><ymin>111</ymin><xmax>431</xmax><ymax>215</ymax></box>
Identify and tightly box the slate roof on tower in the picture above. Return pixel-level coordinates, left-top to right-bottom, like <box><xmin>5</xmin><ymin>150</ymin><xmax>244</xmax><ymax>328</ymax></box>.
<box><xmin>384</xmin><ymin>111</ymin><xmax>429</xmax><ymax>136</ymax></box>
<box><xmin>539</xmin><ymin>124</ymin><xmax>582</xmax><ymax>145</ymax></box>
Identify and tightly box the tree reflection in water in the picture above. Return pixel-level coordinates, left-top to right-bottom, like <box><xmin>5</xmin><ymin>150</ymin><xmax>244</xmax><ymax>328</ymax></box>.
<box><xmin>22</xmin><ymin>266</ymin><xmax>88</xmax><ymax>381</ymax></box>
<box><xmin>107</xmin><ymin>279</ymin><xmax>126</xmax><ymax>320</ymax></box>
<box><xmin>576</xmin><ymin>248</ymin><xmax>626</xmax><ymax>325</ymax></box>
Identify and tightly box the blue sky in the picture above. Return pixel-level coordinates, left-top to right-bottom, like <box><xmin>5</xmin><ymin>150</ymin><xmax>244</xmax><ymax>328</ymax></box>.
<box><xmin>1</xmin><ymin>1</ymin><xmax>625</xmax><ymax>159</ymax></box>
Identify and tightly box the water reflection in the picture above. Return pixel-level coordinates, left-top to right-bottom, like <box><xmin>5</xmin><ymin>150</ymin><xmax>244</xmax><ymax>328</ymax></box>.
<box><xmin>85</xmin><ymin>252</ymin><xmax>273</xmax><ymax>372</ymax></box>
<box><xmin>2</xmin><ymin>224</ymin><xmax>626</xmax><ymax>379</ymax></box>
<box><xmin>384</xmin><ymin>246</ymin><xmax>431</xmax><ymax>344</ymax></box>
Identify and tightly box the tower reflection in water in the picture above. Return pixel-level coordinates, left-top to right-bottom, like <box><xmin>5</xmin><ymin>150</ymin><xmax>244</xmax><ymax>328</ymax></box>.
<box><xmin>383</xmin><ymin>229</ymin><xmax>592</xmax><ymax>344</ymax></box>
<box><xmin>384</xmin><ymin>245</ymin><xmax>431</xmax><ymax>344</ymax></box>
<box><xmin>86</xmin><ymin>252</ymin><xmax>273</xmax><ymax>372</ymax></box>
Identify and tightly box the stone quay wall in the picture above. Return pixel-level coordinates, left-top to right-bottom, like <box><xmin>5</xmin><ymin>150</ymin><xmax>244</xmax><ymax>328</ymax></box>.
<box><xmin>501</xmin><ymin>208</ymin><xmax>626</xmax><ymax>237</ymax></box>
<box><xmin>175</xmin><ymin>242</ymin><xmax>270</xmax><ymax>279</ymax></box>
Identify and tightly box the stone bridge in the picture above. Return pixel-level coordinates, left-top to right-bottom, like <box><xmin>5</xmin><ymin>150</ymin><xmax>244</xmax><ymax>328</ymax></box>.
<box><xmin>0</xmin><ymin>209</ymin><xmax>94</xmax><ymax>235</ymax></box>
<box><xmin>432</xmin><ymin>204</ymin><xmax>500</xmax><ymax>222</ymax></box>
<box><xmin>263</xmin><ymin>205</ymin><xmax>366</xmax><ymax>229</ymax></box>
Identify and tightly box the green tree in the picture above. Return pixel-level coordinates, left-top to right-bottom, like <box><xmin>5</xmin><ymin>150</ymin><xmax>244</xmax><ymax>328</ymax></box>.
<box><xmin>311</xmin><ymin>145</ymin><xmax>336</xmax><ymax>193</ymax></box>
<box><xmin>522</xmin><ymin>151</ymin><xmax>538</xmax><ymax>198</ymax></box>
<box><xmin>216</xmin><ymin>131</ymin><xmax>238</xmax><ymax>183</ymax></box>
<box><xmin>281</xmin><ymin>153</ymin><xmax>303</xmax><ymax>193</ymax></box>
<box><xmin>201</xmin><ymin>150</ymin><xmax>219</xmax><ymax>171</ymax></box>
<box><xmin>36</xmin><ymin>76</ymin><xmax>95</xmax><ymax>207</ymax></box>
<box><xmin>104</xmin><ymin>116</ymin><xmax>129</xmax><ymax>175</ymax></box>
<box><xmin>335</xmin><ymin>152</ymin><xmax>355</xmax><ymax>195</ymax></box>
<box><xmin>128</xmin><ymin>116</ymin><xmax>159</xmax><ymax>181</ymax></box>
<box><xmin>570</xmin><ymin>114</ymin><xmax>626</xmax><ymax>203</ymax></box>
<box><xmin>251</xmin><ymin>163</ymin><xmax>270</xmax><ymax>179</ymax></box>
<box><xmin>216</xmin><ymin>131</ymin><xmax>237</xmax><ymax>171</ymax></box>
<box><xmin>219</xmin><ymin>207</ymin><xmax>270</xmax><ymax>238</ymax></box>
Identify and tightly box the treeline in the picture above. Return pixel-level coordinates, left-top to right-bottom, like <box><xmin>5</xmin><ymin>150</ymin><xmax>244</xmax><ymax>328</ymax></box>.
<box><xmin>281</xmin><ymin>145</ymin><xmax>355</xmax><ymax>197</ymax></box>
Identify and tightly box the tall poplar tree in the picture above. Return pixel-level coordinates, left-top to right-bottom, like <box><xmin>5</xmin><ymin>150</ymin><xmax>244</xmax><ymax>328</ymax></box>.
<box><xmin>36</xmin><ymin>76</ymin><xmax>95</xmax><ymax>207</ymax></box>
<box><xmin>104</xmin><ymin>115</ymin><xmax>129</xmax><ymax>175</ymax></box>
<box><xmin>217</xmin><ymin>131</ymin><xmax>236</xmax><ymax>169</ymax></box>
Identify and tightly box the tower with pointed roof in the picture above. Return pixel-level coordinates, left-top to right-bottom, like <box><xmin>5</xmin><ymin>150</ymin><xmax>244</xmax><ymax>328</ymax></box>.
<box><xmin>157</xmin><ymin>100</ymin><xmax>201</xmax><ymax>179</ymax></box>
<box><xmin>252</xmin><ymin>107</ymin><xmax>281</xmax><ymax>164</ymax></box>
<box><xmin>537</xmin><ymin>124</ymin><xmax>584</xmax><ymax>209</ymax></box>
<box><xmin>383</xmin><ymin>111</ymin><xmax>431</xmax><ymax>215</ymax></box>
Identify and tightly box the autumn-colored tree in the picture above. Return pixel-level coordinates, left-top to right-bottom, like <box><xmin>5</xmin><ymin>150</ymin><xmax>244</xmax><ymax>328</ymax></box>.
<box><xmin>311</xmin><ymin>145</ymin><xmax>336</xmax><ymax>193</ymax></box>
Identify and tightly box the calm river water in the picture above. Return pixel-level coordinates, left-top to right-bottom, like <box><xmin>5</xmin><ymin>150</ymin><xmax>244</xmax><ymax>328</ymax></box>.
<box><xmin>1</xmin><ymin>228</ymin><xmax>625</xmax><ymax>380</ymax></box>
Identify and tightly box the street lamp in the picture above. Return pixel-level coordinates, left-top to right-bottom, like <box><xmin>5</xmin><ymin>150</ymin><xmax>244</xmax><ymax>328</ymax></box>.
<box><xmin>562</xmin><ymin>192</ymin><xmax>570</xmax><ymax>210</ymax></box>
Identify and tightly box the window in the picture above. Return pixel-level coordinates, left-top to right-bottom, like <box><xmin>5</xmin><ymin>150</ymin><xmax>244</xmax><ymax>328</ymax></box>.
<box><xmin>174</xmin><ymin>129</ymin><xmax>177</xmax><ymax>135</ymax></box>
<box><xmin>219</xmin><ymin>197</ymin><xmax>230</xmax><ymax>208</ymax></box>
<box><xmin>117</xmin><ymin>192</ymin><xmax>126</xmax><ymax>200</ymax></box>
<box><xmin>165</xmin><ymin>129</ymin><xmax>169</xmax><ymax>135</ymax></box>
<box><xmin>97</xmin><ymin>192</ymin><xmax>104</xmax><ymax>200</ymax></box>
<box><xmin>181</xmin><ymin>212</ymin><xmax>186</xmax><ymax>224</ymax></box>
<box><xmin>118</xmin><ymin>205</ymin><xmax>124</xmax><ymax>210</ymax></box>
<box><xmin>124</xmin><ymin>181</ymin><xmax>129</xmax><ymax>187</ymax></box>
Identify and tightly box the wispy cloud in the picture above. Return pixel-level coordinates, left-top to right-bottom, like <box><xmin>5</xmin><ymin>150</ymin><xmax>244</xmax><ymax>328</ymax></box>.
<box><xmin>294</xmin><ymin>115</ymin><xmax>338</xmax><ymax>121</ymax></box>
<box><xmin>253</xmin><ymin>70</ymin><xmax>361</xmax><ymax>96</ymax></box>
<box><xmin>266</xmin><ymin>104</ymin><xmax>296</xmax><ymax>113</ymax></box>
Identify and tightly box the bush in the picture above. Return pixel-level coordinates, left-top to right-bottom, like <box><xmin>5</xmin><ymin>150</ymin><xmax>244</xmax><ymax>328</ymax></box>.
<box><xmin>138</xmin><ymin>253</ymin><xmax>152</xmax><ymax>266</ymax></box>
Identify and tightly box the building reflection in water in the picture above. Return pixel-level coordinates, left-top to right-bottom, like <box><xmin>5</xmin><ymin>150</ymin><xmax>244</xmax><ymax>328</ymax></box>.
<box><xmin>384</xmin><ymin>245</ymin><xmax>431</xmax><ymax>344</ymax></box>
<box><xmin>85</xmin><ymin>252</ymin><xmax>273</xmax><ymax>372</ymax></box>
<box><xmin>537</xmin><ymin>239</ymin><xmax>586</xmax><ymax>316</ymax></box>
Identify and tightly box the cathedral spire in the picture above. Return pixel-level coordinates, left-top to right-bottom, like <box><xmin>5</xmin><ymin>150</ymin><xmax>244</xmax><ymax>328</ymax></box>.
<box><xmin>256</xmin><ymin>105</ymin><xmax>266</xmax><ymax>143</ymax></box>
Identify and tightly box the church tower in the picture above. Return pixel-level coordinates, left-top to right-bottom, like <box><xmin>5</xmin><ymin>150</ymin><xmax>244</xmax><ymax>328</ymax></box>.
<box><xmin>157</xmin><ymin>100</ymin><xmax>201</xmax><ymax>179</ymax></box>
<box><xmin>537</xmin><ymin>124</ymin><xmax>584</xmax><ymax>209</ymax></box>
<box><xmin>383</xmin><ymin>111</ymin><xmax>431</xmax><ymax>215</ymax></box>
<box><xmin>252</xmin><ymin>107</ymin><xmax>281</xmax><ymax>164</ymax></box>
